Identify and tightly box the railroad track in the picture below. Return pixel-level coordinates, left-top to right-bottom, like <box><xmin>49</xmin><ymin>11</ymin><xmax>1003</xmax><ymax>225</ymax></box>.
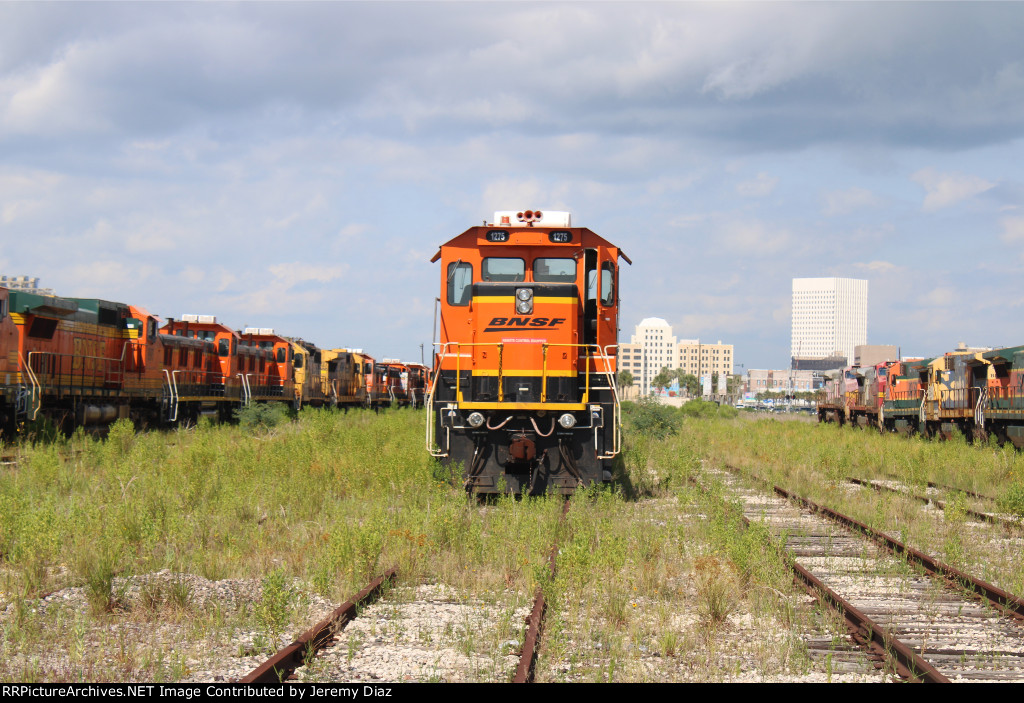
<box><xmin>718</xmin><ymin>466</ymin><xmax>1024</xmax><ymax>682</ymax></box>
<box><xmin>241</xmin><ymin>568</ymin><xmax>397</xmax><ymax>683</ymax></box>
<box><xmin>245</xmin><ymin>503</ymin><xmax>569</xmax><ymax>684</ymax></box>
<box><xmin>846</xmin><ymin>477</ymin><xmax>1020</xmax><ymax>529</ymax></box>
<box><xmin>514</xmin><ymin>497</ymin><xmax>571</xmax><ymax>683</ymax></box>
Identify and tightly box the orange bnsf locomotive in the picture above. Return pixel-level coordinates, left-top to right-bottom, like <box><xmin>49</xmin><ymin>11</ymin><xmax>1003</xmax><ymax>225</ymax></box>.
<box><xmin>427</xmin><ymin>210</ymin><xmax>628</xmax><ymax>495</ymax></box>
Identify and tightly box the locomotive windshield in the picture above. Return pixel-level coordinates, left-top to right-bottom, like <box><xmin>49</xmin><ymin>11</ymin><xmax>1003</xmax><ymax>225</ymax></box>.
<box><xmin>533</xmin><ymin>258</ymin><xmax>576</xmax><ymax>283</ymax></box>
<box><xmin>481</xmin><ymin>258</ymin><xmax>525</xmax><ymax>282</ymax></box>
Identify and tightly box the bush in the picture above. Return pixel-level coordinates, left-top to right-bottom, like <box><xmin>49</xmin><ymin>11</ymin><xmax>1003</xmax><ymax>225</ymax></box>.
<box><xmin>679</xmin><ymin>399</ymin><xmax>738</xmax><ymax>419</ymax></box>
<box><xmin>623</xmin><ymin>397</ymin><xmax>681</xmax><ymax>439</ymax></box>
<box><xmin>233</xmin><ymin>403</ymin><xmax>291</xmax><ymax>433</ymax></box>
<box><xmin>998</xmin><ymin>481</ymin><xmax>1024</xmax><ymax>519</ymax></box>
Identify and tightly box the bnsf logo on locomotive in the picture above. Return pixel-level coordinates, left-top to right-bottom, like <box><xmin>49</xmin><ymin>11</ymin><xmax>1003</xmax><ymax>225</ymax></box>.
<box><xmin>484</xmin><ymin>317</ymin><xmax>566</xmax><ymax>332</ymax></box>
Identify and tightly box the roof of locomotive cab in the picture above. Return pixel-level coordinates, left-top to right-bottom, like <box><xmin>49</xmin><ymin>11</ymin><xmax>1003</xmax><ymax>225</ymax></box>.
<box><xmin>8</xmin><ymin>290</ymin><xmax>80</xmax><ymax>317</ymax></box>
<box><xmin>430</xmin><ymin>224</ymin><xmax>631</xmax><ymax>264</ymax></box>
<box><xmin>982</xmin><ymin>345</ymin><xmax>1024</xmax><ymax>364</ymax></box>
<box><xmin>291</xmin><ymin>338</ymin><xmax>319</xmax><ymax>353</ymax></box>
<box><xmin>9</xmin><ymin>290</ymin><xmax>138</xmax><ymax>323</ymax></box>
<box><xmin>238</xmin><ymin>329</ymin><xmax>290</xmax><ymax>344</ymax></box>
<box><xmin>128</xmin><ymin>304</ymin><xmax>160</xmax><ymax>322</ymax></box>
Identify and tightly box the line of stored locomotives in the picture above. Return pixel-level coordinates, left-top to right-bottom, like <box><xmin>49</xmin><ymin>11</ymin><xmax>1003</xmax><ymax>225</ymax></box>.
<box><xmin>817</xmin><ymin>344</ymin><xmax>1024</xmax><ymax>446</ymax></box>
<box><xmin>0</xmin><ymin>287</ymin><xmax>428</xmax><ymax>434</ymax></box>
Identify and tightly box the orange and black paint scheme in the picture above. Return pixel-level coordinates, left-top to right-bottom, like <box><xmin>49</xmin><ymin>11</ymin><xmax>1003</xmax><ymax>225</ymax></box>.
<box><xmin>0</xmin><ymin>287</ymin><xmax>423</xmax><ymax>434</ymax></box>
<box><xmin>428</xmin><ymin>210</ymin><xmax>629</xmax><ymax>495</ymax></box>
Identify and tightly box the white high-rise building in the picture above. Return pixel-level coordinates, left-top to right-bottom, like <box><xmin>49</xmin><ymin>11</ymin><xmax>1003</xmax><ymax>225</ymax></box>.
<box><xmin>791</xmin><ymin>278</ymin><xmax>868</xmax><ymax>364</ymax></box>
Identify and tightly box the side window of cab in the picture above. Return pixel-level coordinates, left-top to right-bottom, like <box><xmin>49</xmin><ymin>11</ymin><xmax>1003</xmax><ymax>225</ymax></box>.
<box><xmin>600</xmin><ymin>262</ymin><xmax>615</xmax><ymax>306</ymax></box>
<box><xmin>447</xmin><ymin>262</ymin><xmax>472</xmax><ymax>306</ymax></box>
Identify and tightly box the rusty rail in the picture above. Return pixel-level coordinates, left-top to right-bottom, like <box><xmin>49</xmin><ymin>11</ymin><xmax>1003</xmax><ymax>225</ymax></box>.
<box><xmin>513</xmin><ymin>498</ymin><xmax>570</xmax><ymax>683</ymax></box>
<box><xmin>749</xmin><ymin>511</ymin><xmax>948</xmax><ymax>682</ymax></box>
<box><xmin>847</xmin><ymin>477</ymin><xmax>1015</xmax><ymax>528</ymax></box>
<box><xmin>772</xmin><ymin>483</ymin><xmax>1024</xmax><ymax>623</ymax></box>
<box><xmin>712</xmin><ymin>467</ymin><xmax>944</xmax><ymax>682</ymax></box>
<box><xmin>241</xmin><ymin>567</ymin><xmax>397</xmax><ymax>683</ymax></box>
<box><xmin>877</xmin><ymin>475</ymin><xmax>995</xmax><ymax>503</ymax></box>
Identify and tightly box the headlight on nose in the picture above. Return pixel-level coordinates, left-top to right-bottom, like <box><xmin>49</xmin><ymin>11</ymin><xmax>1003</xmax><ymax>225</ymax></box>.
<box><xmin>467</xmin><ymin>412</ymin><xmax>485</xmax><ymax>428</ymax></box>
<box><xmin>558</xmin><ymin>413</ymin><xmax>577</xmax><ymax>428</ymax></box>
<box><xmin>515</xmin><ymin>288</ymin><xmax>533</xmax><ymax>314</ymax></box>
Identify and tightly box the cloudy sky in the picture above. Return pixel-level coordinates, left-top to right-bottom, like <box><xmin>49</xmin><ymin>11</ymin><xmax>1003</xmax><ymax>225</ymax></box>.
<box><xmin>2</xmin><ymin>2</ymin><xmax>1023</xmax><ymax>370</ymax></box>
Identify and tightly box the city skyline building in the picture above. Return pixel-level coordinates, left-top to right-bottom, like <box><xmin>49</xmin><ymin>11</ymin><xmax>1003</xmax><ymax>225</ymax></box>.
<box><xmin>791</xmin><ymin>277</ymin><xmax>868</xmax><ymax>365</ymax></box>
<box><xmin>0</xmin><ymin>275</ymin><xmax>54</xmax><ymax>296</ymax></box>
<box><xmin>618</xmin><ymin>318</ymin><xmax>734</xmax><ymax>395</ymax></box>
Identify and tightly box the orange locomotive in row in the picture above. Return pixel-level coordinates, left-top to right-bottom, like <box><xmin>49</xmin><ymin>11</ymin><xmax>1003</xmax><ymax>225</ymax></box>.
<box><xmin>427</xmin><ymin>210</ymin><xmax>628</xmax><ymax>495</ymax></box>
<box><xmin>0</xmin><ymin>287</ymin><xmax>419</xmax><ymax>434</ymax></box>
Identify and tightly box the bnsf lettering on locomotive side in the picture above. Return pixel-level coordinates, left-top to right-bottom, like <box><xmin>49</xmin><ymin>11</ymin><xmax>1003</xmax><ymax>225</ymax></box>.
<box><xmin>486</xmin><ymin>317</ymin><xmax>565</xmax><ymax>329</ymax></box>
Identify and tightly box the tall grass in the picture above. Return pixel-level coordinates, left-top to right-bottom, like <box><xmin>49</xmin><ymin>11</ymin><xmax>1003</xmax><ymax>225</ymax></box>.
<box><xmin>685</xmin><ymin>414</ymin><xmax>1024</xmax><ymax>599</ymax></box>
<box><xmin>0</xmin><ymin>409</ymin><xmax>567</xmax><ymax>603</ymax></box>
<box><xmin>0</xmin><ymin>408</ymin><xmax>574</xmax><ymax>681</ymax></box>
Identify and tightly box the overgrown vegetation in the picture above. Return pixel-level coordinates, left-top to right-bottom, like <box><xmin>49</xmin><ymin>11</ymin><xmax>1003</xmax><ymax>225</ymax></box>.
<box><xmin>233</xmin><ymin>403</ymin><xmax>292</xmax><ymax>433</ymax></box>
<box><xmin>691</xmin><ymin>414</ymin><xmax>1024</xmax><ymax>598</ymax></box>
<box><xmin>9</xmin><ymin>400</ymin><xmax>985</xmax><ymax>682</ymax></box>
<box><xmin>535</xmin><ymin>403</ymin><xmax>835</xmax><ymax>682</ymax></box>
<box><xmin>0</xmin><ymin>408</ymin><xmax>566</xmax><ymax>681</ymax></box>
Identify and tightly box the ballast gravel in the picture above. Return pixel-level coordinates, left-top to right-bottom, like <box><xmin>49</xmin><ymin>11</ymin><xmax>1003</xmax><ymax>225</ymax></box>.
<box><xmin>0</xmin><ymin>572</ymin><xmax>530</xmax><ymax>684</ymax></box>
<box><xmin>297</xmin><ymin>584</ymin><xmax>531</xmax><ymax>683</ymax></box>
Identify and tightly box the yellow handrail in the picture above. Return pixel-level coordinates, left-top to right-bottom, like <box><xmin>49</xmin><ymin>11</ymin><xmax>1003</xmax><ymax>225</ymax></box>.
<box><xmin>439</xmin><ymin>341</ymin><xmax>504</xmax><ymax>402</ymax></box>
<box><xmin>432</xmin><ymin>340</ymin><xmax>617</xmax><ymax>406</ymax></box>
<box><xmin>540</xmin><ymin>343</ymin><xmax>601</xmax><ymax>403</ymax></box>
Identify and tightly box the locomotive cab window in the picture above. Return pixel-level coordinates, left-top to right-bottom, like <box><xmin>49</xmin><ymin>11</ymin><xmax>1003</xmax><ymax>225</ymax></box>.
<box><xmin>294</xmin><ymin>353</ymin><xmax>304</xmax><ymax>369</ymax></box>
<box><xmin>481</xmin><ymin>258</ymin><xmax>525</xmax><ymax>282</ymax></box>
<box><xmin>533</xmin><ymin>258</ymin><xmax>576</xmax><ymax>283</ymax></box>
<box><xmin>600</xmin><ymin>262</ymin><xmax>615</xmax><ymax>306</ymax></box>
<box><xmin>28</xmin><ymin>317</ymin><xmax>57</xmax><ymax>339</ymax></box>
<box><xmin>447</xmin><ymin>262</ymin><xmax>472</xmax><ymax>306</ymax></box>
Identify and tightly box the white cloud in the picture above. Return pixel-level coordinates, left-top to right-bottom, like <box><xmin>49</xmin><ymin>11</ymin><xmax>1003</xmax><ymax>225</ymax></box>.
<box><xmin>919</xmin><ymin>286</ymin><xmax>956</xmax><ymax>307</ymax></box>
<box><xmin>479</xmin><ymin>179</ymin><xmax>568</xmax><ymax>215</ymax></box>
<box><xmin>212</xmin><ymin>262</ymin><xmax>349</xmax><ymax>317</ymax></box>
<box><xmin>645</xmin><ymin>175</ymin><xmax>700</xmax><ymax>196</ymax></box>
<box><xmin>716</xmin><ymin>219</ymin><xmax>792</xmax><ymax>255</ymax></box>
<box><xmin>736</xmin><ymin>173</ymin><xmax>778</xmax><ymax>198</ymax></box>
<box><xmin>267</xmin><ymin>262</ymin><xmax>347</xmax><ymax>285</ymax></box>
<box><xmin>822</xmin><ymin>187</ymin><xmax>879</xmax><ymax>216</ymax></box>
<box><xmin>911</xmin><ymin>168</ymin><xmax>995</xmax><ymax>212</ymax></box>
<box><xmin>1001</xmin><ymin>216</ymin><xmax>1024</xmax><ymax>244</ymax></box>
<box><xmin>668</xmin><ymin>213</ymin><xmax>710</xmax><ymax>229</ymax></box>
<box><xmin>853</xmin><ymin>260</ymin><xmax>898</xmax><ymax>274</ymax></box>
<box><xmin>338</xmin><ymin>223</ymin><xmax>369</xmax><ymax>241</ymax></box>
